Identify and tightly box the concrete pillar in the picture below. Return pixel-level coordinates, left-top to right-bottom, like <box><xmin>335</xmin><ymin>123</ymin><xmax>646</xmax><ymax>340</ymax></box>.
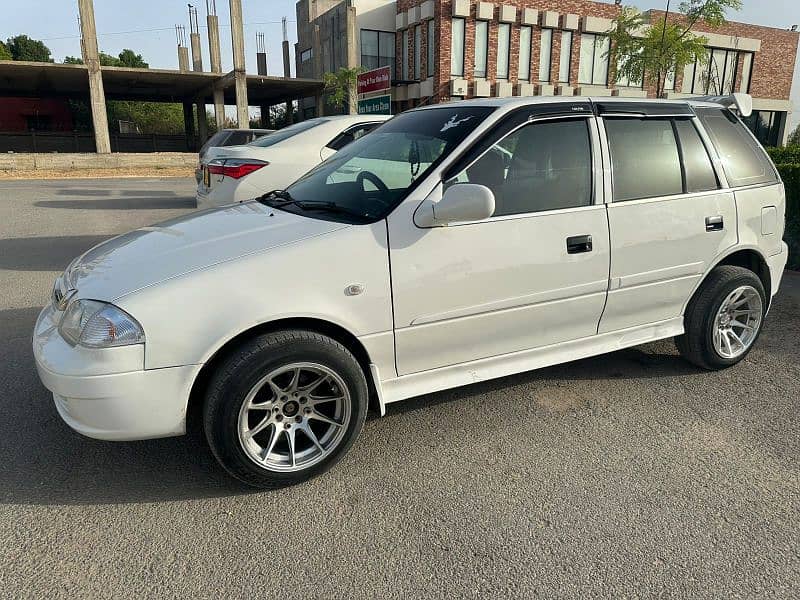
<box><xmin>257</xmin><ymin>52</ymin><xmax>268</xmax><ymax>76</ymax></box>
<box><xmin>207</xmin><ymin>15</ymin><xmax>223</xmax><ymax>73</ymax></box>
<box><xmin>183</xmin><ymin>102</ymin><xmax>196</xmax><ymax>150</ymax></box>
<box><xmin>190</xmin><ymin>33</ymin><xmax>203</xmax><ymax>72</ymax></box>
<box><xmin>196</xmin><ymin>101</ymin><xmax>208</xmax><ymax>142</ymax></box>
<box><xmin>178</xmin><ymin>46</ymin><xmax>190</xmax><ymax>72</ymax></box>
<box><xmin>229</xmin><ymin>0</ymin><xmax>249</xmax><ymax>128</ymax></box>
<box><xmin>78</xmin><ymin>0</ymin><xmax>111</xmax><ymax>154</ymax></box>
<box><xmin>315</xmin><ymin>93</ymin><xmax>324</xmax><ymax>118</ymax></box>
<box><xmin>213</xmin><ymin>88</ymin><xmax>225</xmax><ymax>130</ymax></box>
<box><xmin>283</xmin><ymin>39</ymin><xmax>293</xmax><ymax>125</ymax></box>
<box><xmin>260</xmin><ymin>106</ymin><xmax>270</xmax><ymax>128</ymax></box>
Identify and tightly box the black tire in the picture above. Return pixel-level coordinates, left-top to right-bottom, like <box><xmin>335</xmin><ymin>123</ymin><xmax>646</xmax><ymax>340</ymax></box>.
<box><xmin>203</xmin><ymin>330</ymin><xmax>368</xmax><ymax>489</ymax></box>
<box><xmin>675</xmin><ymin>265</ymin><xmax>766</xmax><ymax>370</ymax></box>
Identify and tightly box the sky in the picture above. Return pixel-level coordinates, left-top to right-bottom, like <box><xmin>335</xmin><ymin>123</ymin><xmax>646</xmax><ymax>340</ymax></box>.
<box><xmin>2</xmin><ymin>0</ymin><xmax>799</xmax><ymax>125</ymax></box>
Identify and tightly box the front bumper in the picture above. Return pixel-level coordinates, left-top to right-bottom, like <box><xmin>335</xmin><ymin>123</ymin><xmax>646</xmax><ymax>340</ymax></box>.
<box><xmin>33</xmin><ymin>303</ymin><xmax>199</xmax><ymax>441</ymax></box>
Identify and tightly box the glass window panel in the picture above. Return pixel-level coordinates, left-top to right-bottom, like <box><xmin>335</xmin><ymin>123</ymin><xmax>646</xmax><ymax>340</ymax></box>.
<box><xmin>475</xmin><ymin>21</ymin><xmax>488</xmax><ymax>78</ymax></box>
<box><xmin>709</xmin><ymin>49</ymin><xmax>727</xmax><ymax>94</ymax></box>
<box><xmin>378</xmin><ymin>31</ymin><xmax>395</xmax><ymax>79</ymax></box>
<box><xmin>449</xmin><ymin>119</ymin><xmax>593</xmax><ymax>215</ymax></box>
<box><xmin>427</xmin><ymin>20</ymin><xmax>435</xmax><ymax>77</ymax></box>
<box><xmin>606</xmin><ymin>118</ymin><xmax>683</xmax><ymax>201</ymax></box>
<box><xmin>402</xmin><ymin>29</ymin><xmax>409</xmax><ymax>80</ymax></box>
<box><xmin>693</xmin><ymin>49</ymin><xmax>710</xmax><ymax>93</ymax></box>
<box><xmin>578</xmin><ymin>34</ymin><xmax>594</xmax><ymax>84</ymax></box>
<box><xmin>450</xmin><ymin>19</ymin><xmax>465</xmax><ymax>76</ymax></box>
<box><xmin>697</xmin><ymin>108</ymin><xmax>777</xmax><ymax>187</ymax></box>
<box><xmin>674</xmin><ymin>119</ymin><xmax>718</xmax><ymax>192</ymax></box>
<box><xmin>497</xmin><ymin>23</ymin><xmax>510</xmax><ymax>79</ymax></box>
<box><xmin>723</xmin><ymin>50</ymin><xmax>736</xmax><ymax>94</ymax></box>
<box><xmin>414</xmin><ymin>25</ymin><xmax>421</xmax><ymax>78</ymax></box>
<box><xmin>559</xmin><ymin>31</ymin><xmax>572</xmax><ymax>83</ymax></box>
<box><xmin>518</xmin><ymin>26</ymin><xmax>531</xmax><ymax>80</ymax></box>
<box><xmin>539</xmin><ymin>29</ymin><xmax>552</xmax><ymax>82</ymax></box>
<box><xmin>739</xmin><ymin>52</ymin><xmax>753</xmax><ymax>93</ymax></box>
<box><xmin>664</xmin><ymin>64</ymin><xmax>676</xmax><ymax>90</ymax></box>
<box><xmin>592</xmin><ymin>36</ymin><xmax>609</xmax><ymax>85</ymax></box>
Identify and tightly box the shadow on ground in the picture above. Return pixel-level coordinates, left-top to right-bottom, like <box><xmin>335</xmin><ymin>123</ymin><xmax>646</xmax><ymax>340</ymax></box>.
<box><xmin>36</xmin><ymin>197</ymin><xmax>195</xmax><ymax>210</ymax></box>
<box><xmin>0</xmin><ymin>236</ymin><xmax>110</xmax><ymax>271</ymax></box>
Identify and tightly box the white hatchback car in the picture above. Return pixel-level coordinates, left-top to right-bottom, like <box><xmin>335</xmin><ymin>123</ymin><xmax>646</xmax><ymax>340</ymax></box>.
<box><xmin>196</xmin><ymin>115</ymin><xmax>390</xmax><ymax>209</ymax></box>
<box><xmin>35</xmin><ymin>94</ymin><xmax>788</xmax><ymax>488</ymax></box>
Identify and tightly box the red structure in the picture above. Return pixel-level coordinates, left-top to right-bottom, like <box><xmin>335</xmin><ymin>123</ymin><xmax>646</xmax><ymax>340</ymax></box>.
<box><xmin>0</xmin><ymin>97</ymin><xmax>74</xmax><ymax>132</ymax></box>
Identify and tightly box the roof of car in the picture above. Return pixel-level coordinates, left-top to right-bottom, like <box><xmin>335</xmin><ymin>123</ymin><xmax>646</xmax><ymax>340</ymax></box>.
<box><xmin>411</xmin><ymin>95</ymin><xmax>730</xmax><ymax>112</ymax></box>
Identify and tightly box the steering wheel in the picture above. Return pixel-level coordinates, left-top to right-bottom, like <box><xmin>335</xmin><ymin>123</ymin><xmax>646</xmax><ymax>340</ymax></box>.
<box><xmin>356</xmin><ymin>170</ymin><xmax>389</xmax><ymax>194</ymax></box>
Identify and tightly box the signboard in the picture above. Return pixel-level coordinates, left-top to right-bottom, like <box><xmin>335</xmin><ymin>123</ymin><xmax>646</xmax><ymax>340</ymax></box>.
<box><xmin>357</xmin><ymin>94</ymin><xmax>392</xmax><ymax>116</ymax></box>
<box><xmin>357</xmin><ymin>65</ymin><xmax>391</xmax><ymax>95</ymax></box>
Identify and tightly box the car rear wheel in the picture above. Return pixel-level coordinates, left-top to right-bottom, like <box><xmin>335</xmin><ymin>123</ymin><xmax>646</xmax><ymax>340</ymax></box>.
<box><xmin>675</xmin><ymin>266</ymin><xmax>766</xmax><ymax>370</ymax></box>
<box><xmin>203</xmin><ymin>330</ymin><xmax>368</xmax><ymax>488</ymax></box>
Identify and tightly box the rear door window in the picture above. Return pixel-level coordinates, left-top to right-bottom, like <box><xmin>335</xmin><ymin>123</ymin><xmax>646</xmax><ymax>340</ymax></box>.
<box><xmin>696</xmin><ymin>108</ymin><xmax>777</xmax><ymax>188</ymax></box>
<box><xmin>605</xmin><ymin>118</ymin><xmax>683</xmax><ymax>201</ymax></box>
<box><xmin>674</xmin><ymin>118</ymin><xmax>719</xmax><ymax>193</ymax></box>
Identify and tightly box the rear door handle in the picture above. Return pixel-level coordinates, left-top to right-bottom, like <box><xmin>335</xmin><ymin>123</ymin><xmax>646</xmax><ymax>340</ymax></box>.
<box><xmin>705</xmin><ymin>215</ymin><xmax>724</xmax><ymax>231</ymax></box>
<box><xmin>566</xmin><ymin>234</ymin><xmax>593</xmax><ymax>254</ymax></box>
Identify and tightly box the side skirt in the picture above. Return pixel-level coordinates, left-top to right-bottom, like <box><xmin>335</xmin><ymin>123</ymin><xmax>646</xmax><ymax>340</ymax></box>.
<box><xmin>371</xmin><ymin>317</ymin><xmax>683</xmax><ymax>410</ymax></box>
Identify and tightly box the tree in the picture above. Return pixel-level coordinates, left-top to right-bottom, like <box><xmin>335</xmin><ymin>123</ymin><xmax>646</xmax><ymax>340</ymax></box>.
<box><xmin>788</xmin><ymin>124</ymin><xmax>800</xmax><ymax>147</ymax></box>
<box><xmin>323</xmin><ymin>67</ymin><xmax>362</xmax><ymax>114</ymax></box>
<box><xmin>118</xmin><ymin>49</ymin><xmax>148</xmax><ymax>68</ymax></box>
<box><xmin>0</xmin><ymin>40</ymin><xmax>11</xmax><ymax>61</ymax></box>
<box><xmin>64</xmin><ymin>49</ymin><xmax>148</xmax><ymax>68</ymax></box>
<box><xmin>608</xmin><ymin>0</ymin><xmax>742</xmax><ymax>98</ymax></box>
<box><xmin>6</xmin><ymin>34</ymin><xmax>53</xmax><ymax>62</ymax></box>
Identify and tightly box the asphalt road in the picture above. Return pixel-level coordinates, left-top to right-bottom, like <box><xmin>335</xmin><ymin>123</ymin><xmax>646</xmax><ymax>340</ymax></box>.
<box><xmin>1</xmin><ymin>177</ymin><xmax>799</xmax><ymax>599</ymax></box>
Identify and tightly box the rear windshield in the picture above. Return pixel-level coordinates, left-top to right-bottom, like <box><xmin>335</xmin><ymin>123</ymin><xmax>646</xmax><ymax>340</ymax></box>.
<box><xmin>696</xmin><ymin>108</ymin><xmax>778</xmax><ymax>188</ymax></box>
<box><xmin>249</xmin><ymin>119</ymin><xmax>328</xmax><ymax>148</ymax></box>
<box><xmin>199</xmin><ymin>131</ymin><xmax>230</xmax><ymax>156</ymax></box>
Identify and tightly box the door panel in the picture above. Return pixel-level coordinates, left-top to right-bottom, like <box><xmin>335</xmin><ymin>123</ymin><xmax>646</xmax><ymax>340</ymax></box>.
<box><xmin>600</xmin><ymin>192</ymin><xmax>737</xmax><ymax>333</ymax></box>
<box><xmin>390</xmin><ymin>206</ymin><xmax>610</xmax><ymax>374</ymax></box>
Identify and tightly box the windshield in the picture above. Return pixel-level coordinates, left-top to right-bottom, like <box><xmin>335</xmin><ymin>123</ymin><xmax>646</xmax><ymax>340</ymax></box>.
<box><xmin>248</xmin><ymin>119</ymin><xmax>328</xmax><ymax>147</ymax></box>
<box><xmin>281</xmin><ymin>106</ymin><xmax>495</xmax><ymax>222</ymax></box>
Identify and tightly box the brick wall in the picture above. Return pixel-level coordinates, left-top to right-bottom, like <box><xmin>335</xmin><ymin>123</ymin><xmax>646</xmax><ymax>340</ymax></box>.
<box><xmin>395</xmin><ymin>0</ymin><xmax>798</xmax><ymax>104</ymax></box>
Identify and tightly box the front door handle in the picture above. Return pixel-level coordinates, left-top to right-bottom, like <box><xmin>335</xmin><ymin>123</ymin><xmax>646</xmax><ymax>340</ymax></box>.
<box><xmin>705</xmin><ymin>215</ymin><xmax>724</xmax><ymax>231</ymax></box>
<box><xmin>566</xmin><ymin>234</ymin><xmax>593</xmax><ymax>254</ymax></box>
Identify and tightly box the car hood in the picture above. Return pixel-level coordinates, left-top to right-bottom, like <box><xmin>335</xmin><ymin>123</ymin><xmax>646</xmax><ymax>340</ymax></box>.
<box><xmin>65</xmin><ymin>202</ymin><xmax>348</xmax><ymax>300</ymax></box>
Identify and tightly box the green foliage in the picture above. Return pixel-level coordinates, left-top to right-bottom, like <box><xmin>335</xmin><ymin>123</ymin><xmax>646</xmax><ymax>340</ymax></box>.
<box><xmin>63</xmin><ymin>49</ymin><xmax>149</xmax><ymax>68</ymax></box>
<box><xmin>6</xmin><ymin>34</ymin><xmax>53</xmax><ymax>62</ymax></box>
<box><xmin>117</xmin><ymin>49</ymin><xmax>148</xmax><ymax>68</ymax></box>
<box><xmin>609</xmin><ymin>1</ymin><xmax>742</xmax><ymax>97</ymax></box>
<box><xmin>767</xmin><ymin>146</ymin><xmax>800</xmax><ymax>165</ymax></box>
<box><xmin>107</xmin><ymin>101</ymin><xmax>185</xmax><ymax>134</ymax></box>
<box><xmin>0</xmin><ymin>40</ymin><xmax>11</xmax><ymax>61</ymax></box>
<box><xmin>774</xmin><ymin>162</ymin><xmax>800</xmax><ymax>269</ymax></box>
<box><xmin>323</xmin><ymin>67</ymin><xmax>363</xmax><ymax>112</ymax></box>
<box><xmin>786</xmin><ymin>125</ymin><xmax>800</xmax><ymax>147</ymax></box>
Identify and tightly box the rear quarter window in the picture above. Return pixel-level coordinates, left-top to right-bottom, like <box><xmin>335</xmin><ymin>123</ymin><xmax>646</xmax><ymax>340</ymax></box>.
<box><xmin>696</xmin><ymin>108</ymin><xmax>778</xmax><ymax>188</ymax></box>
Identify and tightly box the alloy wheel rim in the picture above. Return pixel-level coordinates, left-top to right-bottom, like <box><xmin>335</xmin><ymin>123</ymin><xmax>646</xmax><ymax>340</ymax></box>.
<box><xmin>712</xmin><ymin>285</ymin><xmax>762</xmax><ymax>359</ymax></box>
<box><xmin>237</xmin><ymin>362</ymin><xmax>351</xmax><ymax>472</ymax></box>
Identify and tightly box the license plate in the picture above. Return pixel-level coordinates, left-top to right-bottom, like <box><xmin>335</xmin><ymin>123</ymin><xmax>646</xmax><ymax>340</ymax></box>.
<box><xmin>203</xmin><ymin>166</ymin><xmax>211</xmax><ymax>188</ymax></box>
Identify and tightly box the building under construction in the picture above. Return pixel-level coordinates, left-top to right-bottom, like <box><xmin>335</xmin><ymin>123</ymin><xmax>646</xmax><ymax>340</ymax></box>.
<box><xmin>0</xmin><ymin>0</ymin><xmax>325</xmax><ymax>154</ymax></box>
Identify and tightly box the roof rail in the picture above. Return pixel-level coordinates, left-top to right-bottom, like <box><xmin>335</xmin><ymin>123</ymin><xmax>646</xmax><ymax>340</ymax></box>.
<box><xmin>688</xmin><ymin>92</ymin><xmax>753</xmax><ymax>117</ymax></box>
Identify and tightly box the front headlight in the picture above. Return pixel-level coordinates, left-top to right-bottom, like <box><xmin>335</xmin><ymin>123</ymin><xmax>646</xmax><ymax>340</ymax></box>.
<box><xmin>59</xmin><ymin>299</ymin><xmax>145</xmax><ymax>348</ymax></box>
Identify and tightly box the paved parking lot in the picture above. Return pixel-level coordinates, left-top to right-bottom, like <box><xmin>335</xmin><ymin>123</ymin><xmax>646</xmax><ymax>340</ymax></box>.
<box><xmin>1</xmin><ymin>177</ymin><xmax>799</xmax><ymax>598</ymax></box>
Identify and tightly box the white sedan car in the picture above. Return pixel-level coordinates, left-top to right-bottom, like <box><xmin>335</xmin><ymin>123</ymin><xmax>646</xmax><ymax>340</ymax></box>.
<box><xmin>196</xmin><ymin>115</ymin><xmax>390</xmax><ymax>209</ymax></box>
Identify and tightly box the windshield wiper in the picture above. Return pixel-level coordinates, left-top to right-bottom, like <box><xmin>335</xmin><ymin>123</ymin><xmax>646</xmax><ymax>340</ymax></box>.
<box><xmin>258</xmin><ymin>191</ymin><xmax>367</xmax><ymax>220</ymax></box>
<box><xmin>258</xmin><ymin>189</ymin><xmax>294</xmax><ymax>206</ymax></box>
<box><xmin>291</xmin><ymin>201</ymin><xmax>368</xmax><ymax>220</ymax></box>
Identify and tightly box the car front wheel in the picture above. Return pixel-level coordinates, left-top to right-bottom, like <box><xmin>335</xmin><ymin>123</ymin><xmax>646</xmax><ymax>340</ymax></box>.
<box><xmin>203</xmin><ymin>330</ymin><xmax>368</xmax><ymax>488</ymax></box>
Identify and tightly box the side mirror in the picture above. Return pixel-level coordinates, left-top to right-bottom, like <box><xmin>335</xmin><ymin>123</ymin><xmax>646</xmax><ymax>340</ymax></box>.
<box><xmin>421</xmin><ymin>183</ymin><xmax>495</xmax><ymax>226</ymax></box>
